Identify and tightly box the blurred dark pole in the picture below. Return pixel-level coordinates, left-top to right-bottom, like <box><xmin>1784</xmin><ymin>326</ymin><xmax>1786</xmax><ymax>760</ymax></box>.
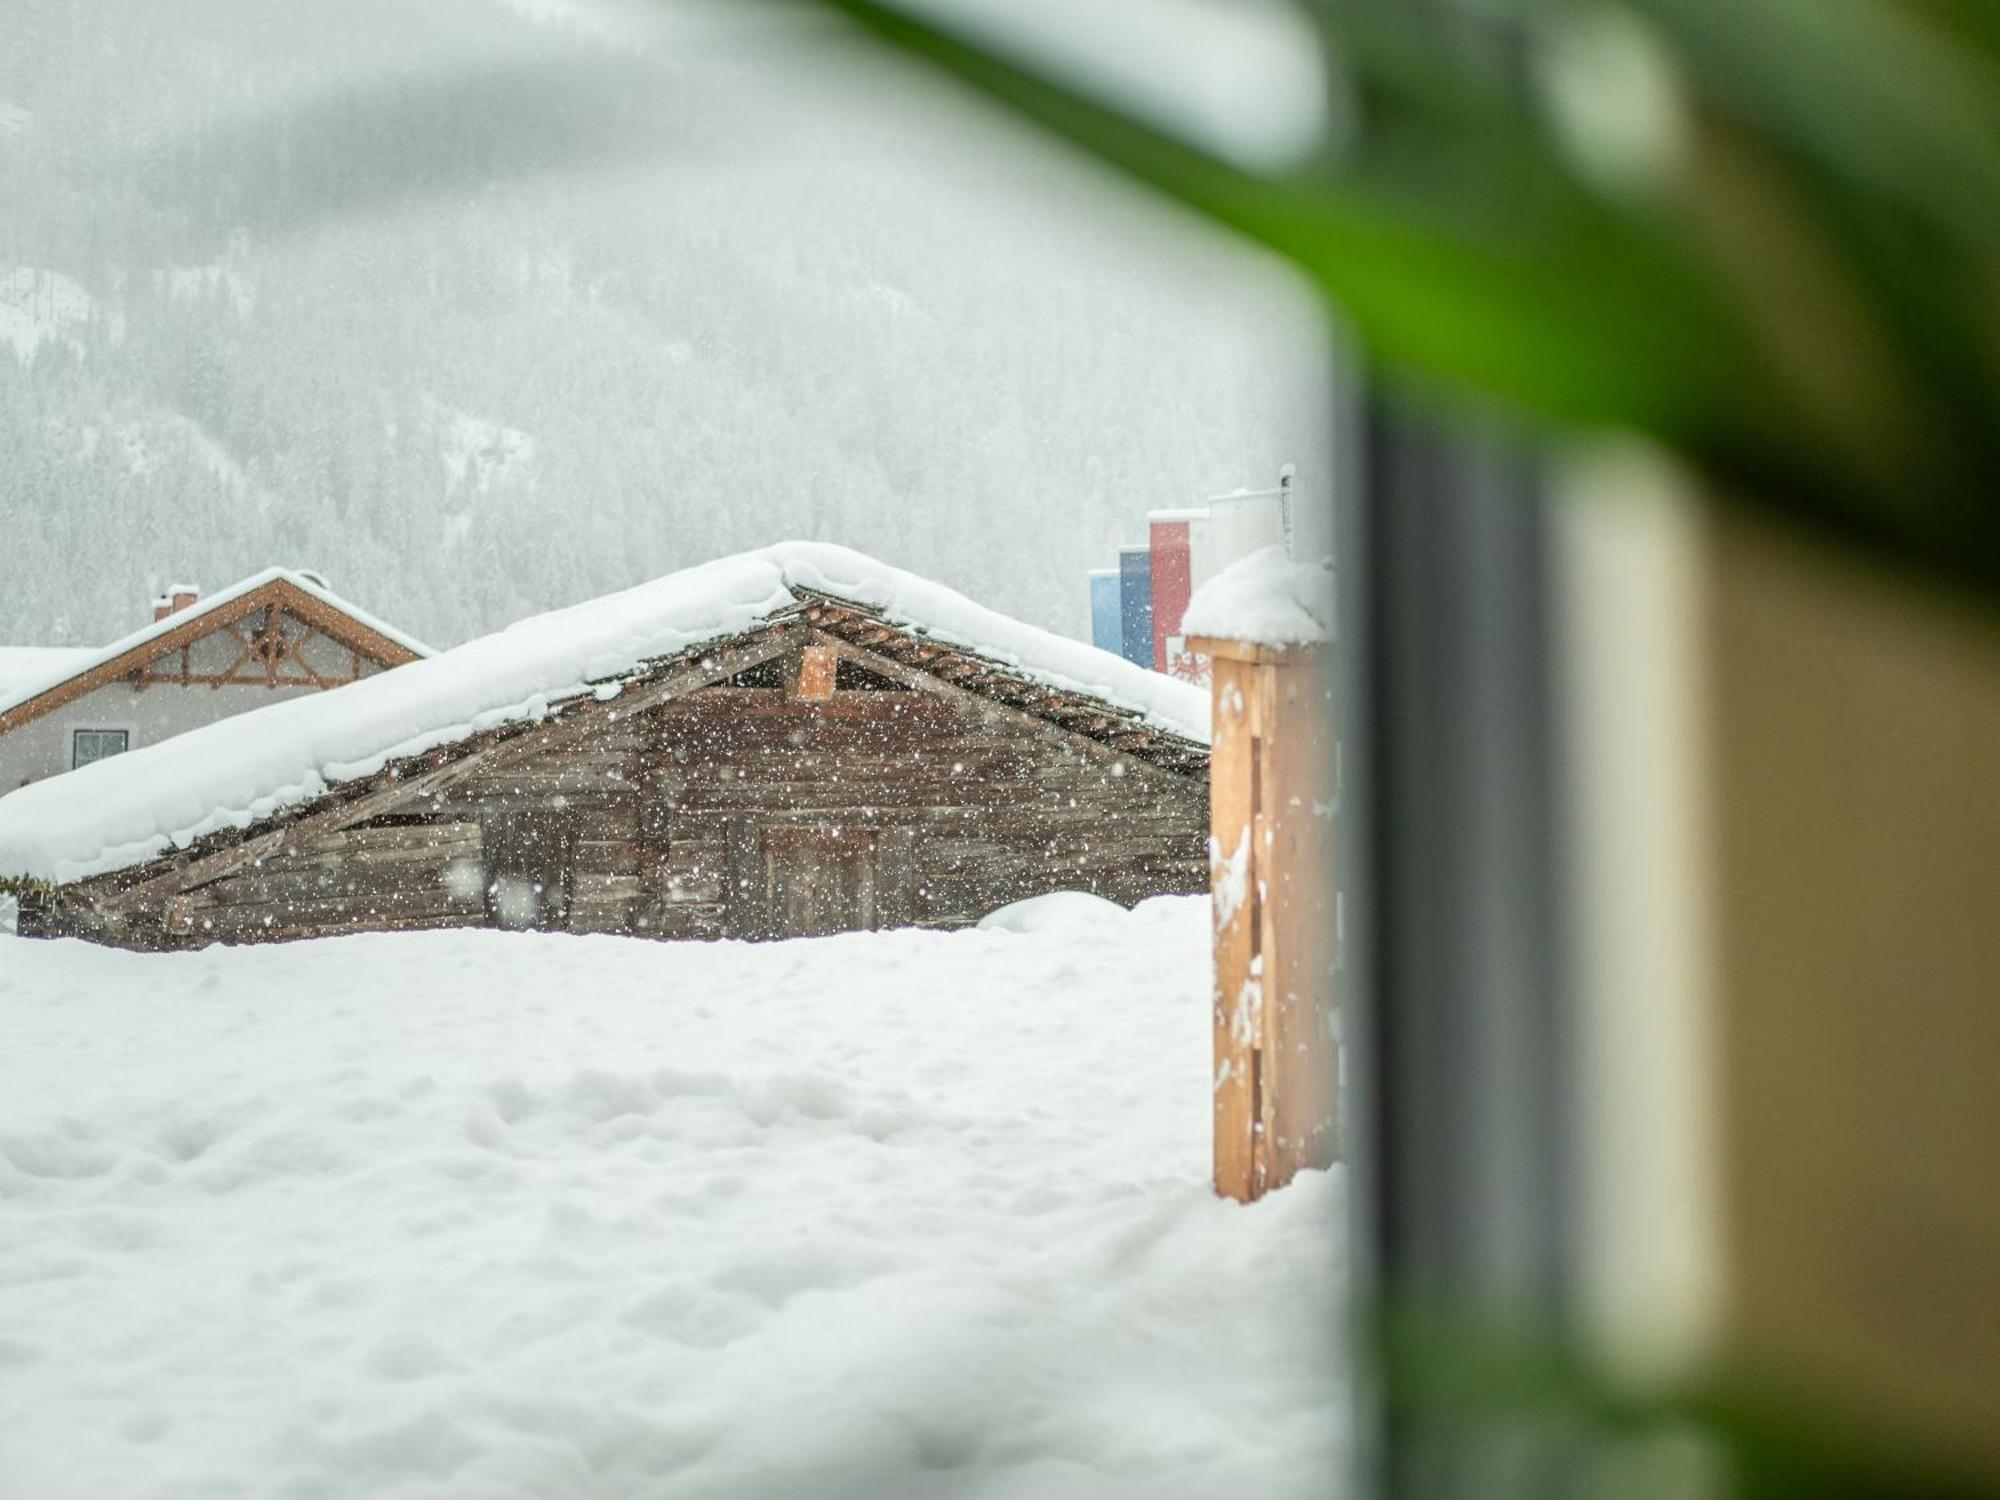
<box><xmin>1341</xmin><ymin>388</ymin><xmax>1577</xmax><ymax>1499</ymax></box>
<box><xmin>1337</xmin><ymin>0</ymin><xmax>1584</xmax><ymax>1486</ymax></box>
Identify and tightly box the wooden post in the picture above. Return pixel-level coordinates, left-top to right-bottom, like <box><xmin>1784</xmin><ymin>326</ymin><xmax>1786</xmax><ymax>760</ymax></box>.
<box><xmin>1192</xmin><ymin>634</ymin><xmax>1338</xmax><ymax>1202</ymax></box>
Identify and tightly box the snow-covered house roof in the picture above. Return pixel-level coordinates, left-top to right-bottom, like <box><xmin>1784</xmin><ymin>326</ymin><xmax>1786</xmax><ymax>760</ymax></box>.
<box><xmin>0</xmin><ymin>647</ymin><xmax>98</xmax><ymax>703</ymax></box>
<box><xmin>0</xmin><ymin>567</ymin><xmax>435</xmax><ymax>731</ymax></box>
<box><xmin>0</xmin><ymin>542</ymin><xmax>1210</xmax><ymax>885</ymax></box>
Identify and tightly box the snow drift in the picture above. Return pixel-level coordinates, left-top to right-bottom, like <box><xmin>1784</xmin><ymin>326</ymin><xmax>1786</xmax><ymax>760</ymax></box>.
<box><xmin>0</xmin><ymin>897</ymin><xmax>1342</xmax><ymax>1499</ymax></box>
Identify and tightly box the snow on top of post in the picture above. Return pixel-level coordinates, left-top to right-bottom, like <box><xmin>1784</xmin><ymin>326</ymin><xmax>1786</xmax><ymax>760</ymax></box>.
<box><xmin>1181</xmin><ymin>546</ymin><xmax>1334</xmax><ymax>647</ymax></box>
<box><xmin>0</xmin><ymin>542</ymin><xmax>1209</xmax><ymax>885</ymax></box>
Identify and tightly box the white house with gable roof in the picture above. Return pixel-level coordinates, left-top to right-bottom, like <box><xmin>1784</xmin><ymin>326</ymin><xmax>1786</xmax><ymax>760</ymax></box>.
<box><xmin>0</xmin><ymin>569</ymin><xmax>430</xmax><ymax>793</ymax></box>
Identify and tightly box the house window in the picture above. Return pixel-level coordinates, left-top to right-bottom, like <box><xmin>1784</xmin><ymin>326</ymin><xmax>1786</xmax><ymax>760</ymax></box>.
<box><xmin>73</xmin><ymin>729</ymin><xmax>130</xmax><ymax>768</ymax></box>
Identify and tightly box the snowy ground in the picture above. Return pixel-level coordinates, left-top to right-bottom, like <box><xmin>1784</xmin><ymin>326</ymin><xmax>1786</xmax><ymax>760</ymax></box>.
<box><xmin>0</xmin><ymin>897</ymin><xmax>1343</xmax><ymax>1499</ymax></box>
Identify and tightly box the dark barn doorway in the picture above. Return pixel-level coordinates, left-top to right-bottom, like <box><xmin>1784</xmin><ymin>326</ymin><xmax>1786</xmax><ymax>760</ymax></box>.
<box><xmin>727</xmin><ymin>821</ymin><xmax>917</xmax><ymax>940</ymax></box>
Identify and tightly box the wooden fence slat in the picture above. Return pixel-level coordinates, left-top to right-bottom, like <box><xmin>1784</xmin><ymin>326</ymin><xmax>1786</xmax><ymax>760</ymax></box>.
<box><xmin>1196</xmin><ymin>637</ymin><xmax>1338</xmax><ymax>1202</ymax></box>
<box><xmin>1209</xmin><ymin>654</ymin><xmax>1261</xmax><ymax>1202</ymax></box>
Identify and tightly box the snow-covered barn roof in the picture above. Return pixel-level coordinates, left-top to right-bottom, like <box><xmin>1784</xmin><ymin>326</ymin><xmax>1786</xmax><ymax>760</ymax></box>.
<box><xmin>0</xmin><ymin>542</ymin><xmax>1210</xmax><ymax>885</ymax></box>
<box><xmin>0</xmin><ymin>567</ymin><xmax>435</xmax><ymax>730</ymax></box>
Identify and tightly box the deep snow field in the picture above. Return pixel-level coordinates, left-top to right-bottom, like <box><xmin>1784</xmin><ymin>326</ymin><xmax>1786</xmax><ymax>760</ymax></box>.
<box><xmin>0</xmin><ymin>896</ymin><xmax>1343</xmax><ymax>1499</ymax></box>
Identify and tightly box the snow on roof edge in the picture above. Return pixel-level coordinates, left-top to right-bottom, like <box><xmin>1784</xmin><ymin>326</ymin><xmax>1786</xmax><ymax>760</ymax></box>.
<box><xmin>0</xmin><ymin>542</ymin><xmax>1208</xmax><ymax>886</ymax></box>
<box><xmin>0</xmin><ymin>646</ymin><xmax>98</xmax><ymax>699</ymax></box>
<box><xmin>283</xmin><ymin>569</ymin><xmax>436</xmax><ymax>661</ymax></box>
<box><xmin>769</xmin><ymin>544</ymin><xmax>1206</xmax><ymax>740</ymax></box>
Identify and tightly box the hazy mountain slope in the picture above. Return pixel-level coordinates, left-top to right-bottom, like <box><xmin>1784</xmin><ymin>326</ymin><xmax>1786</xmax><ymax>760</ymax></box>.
<box><xmin>0</xmin><ymin>0</ymin><xmax>1328</xmax><ymax>649</ymax></box>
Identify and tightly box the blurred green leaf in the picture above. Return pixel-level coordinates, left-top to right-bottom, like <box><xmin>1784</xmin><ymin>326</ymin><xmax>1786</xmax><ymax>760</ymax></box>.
<box><xmin>1620</xmin><ymin>0</ymin><xmax>2000</xmax><ymax>250</ymax></box>
<box><xmin>1374</xmin><ymin>1303</ymin><xmax>2000</xmax><ymax>1499</ymax></box>
<box><xmin>809</xmin><ymin>0</ymin><xmax>1765</xmax><ymax>431</ymax></box>
<box><xmin>1903</xmin><ymin>0</ymin><xmax>2000</xmax><ymax>62</ymax></box>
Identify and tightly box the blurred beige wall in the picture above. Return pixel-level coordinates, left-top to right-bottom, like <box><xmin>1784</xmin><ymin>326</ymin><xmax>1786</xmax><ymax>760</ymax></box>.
<box><xmin>1704</xmin><ymin>507</ymin><xmax>2000</xmax><ymax>1473</ymax></box>
<box><xmin>1562</xmin><ymin>454</ymin><xmax>2000</xmax><ymax>1475</ymax></box>
<box><xmin>1559</xmin><ymin>452</ymin><xmax>1723</xmax><ymax>1377</ymax></box>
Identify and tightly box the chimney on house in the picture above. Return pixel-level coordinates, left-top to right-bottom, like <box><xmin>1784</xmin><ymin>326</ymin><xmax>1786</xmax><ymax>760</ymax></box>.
<box><xmin>153</xmin><ymin>583</ymin><xmax>201</xmax><ymax>622</ymax></box>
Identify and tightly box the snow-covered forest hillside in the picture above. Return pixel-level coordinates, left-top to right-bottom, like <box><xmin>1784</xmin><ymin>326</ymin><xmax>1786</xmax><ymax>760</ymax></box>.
<box><xmin>0</xmin><ymin>0</ymin><xmax>1328</xmax><ymax>649</ymax></box>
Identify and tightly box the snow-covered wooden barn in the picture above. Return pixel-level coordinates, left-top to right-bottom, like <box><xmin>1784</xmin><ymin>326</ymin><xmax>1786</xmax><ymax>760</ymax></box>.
<box><xmin>0</xmin><ymin>544</ymin><xmax>1210</xmax><ymax>949</ymax></box>
<box><xmin>0</xmin><ymin>570</ymin><xmax>430</xmax><ymax>793</ymax></box>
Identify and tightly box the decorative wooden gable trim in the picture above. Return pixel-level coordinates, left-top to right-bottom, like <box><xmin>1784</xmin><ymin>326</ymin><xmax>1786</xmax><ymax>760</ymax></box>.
<box><xmin>0</xmin><ymin>579</ymin><xmax>423</xmax><ymax>736</ymax></box>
